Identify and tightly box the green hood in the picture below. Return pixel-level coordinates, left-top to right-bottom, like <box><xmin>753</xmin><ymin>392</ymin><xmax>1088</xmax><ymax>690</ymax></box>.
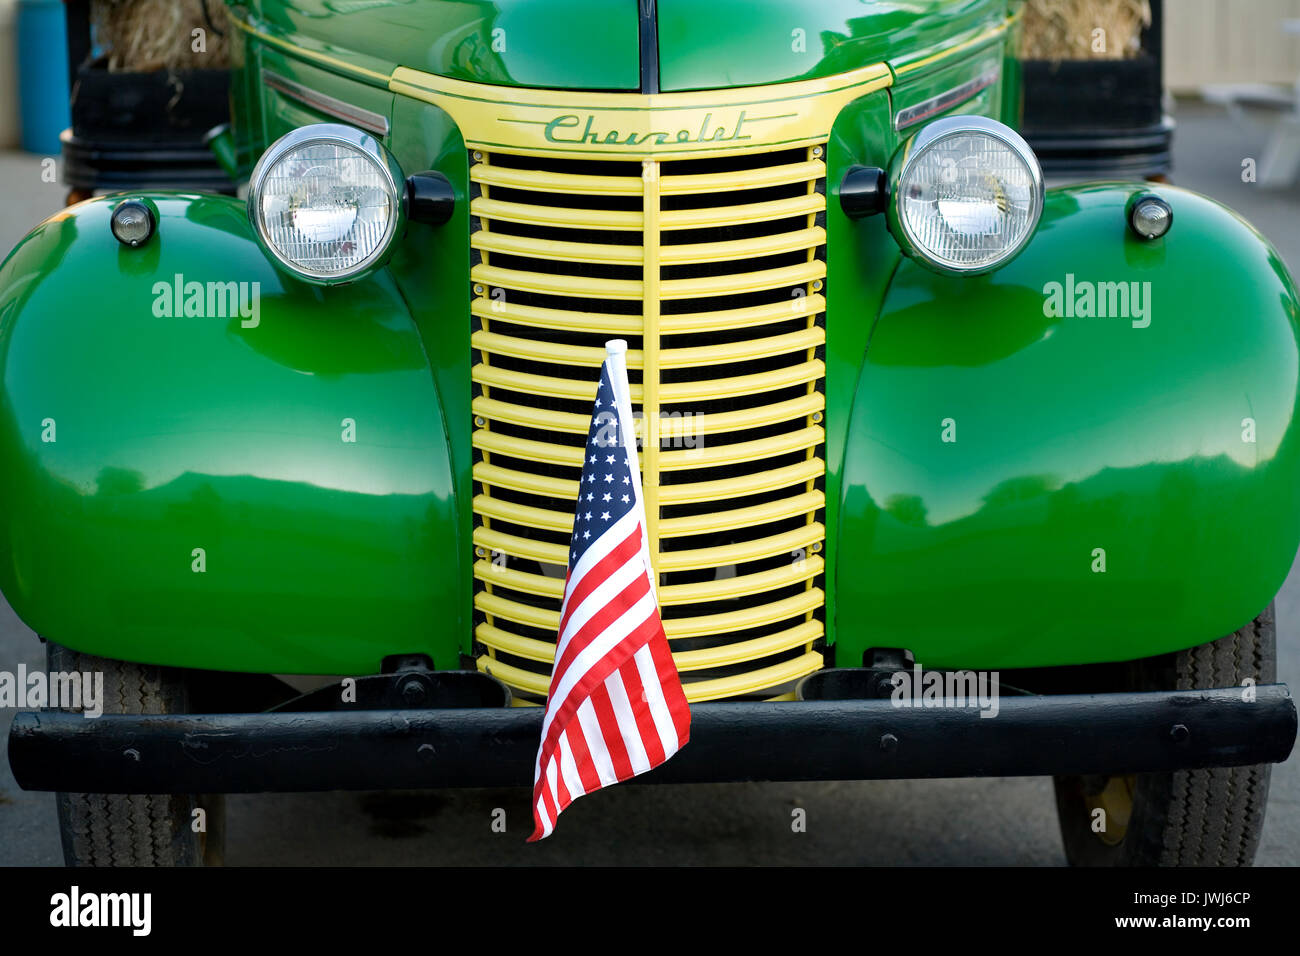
<box><xmin>248</xmin><ymin>0</ymin><xmax>1006</xmax><ymax>91</ymax></box>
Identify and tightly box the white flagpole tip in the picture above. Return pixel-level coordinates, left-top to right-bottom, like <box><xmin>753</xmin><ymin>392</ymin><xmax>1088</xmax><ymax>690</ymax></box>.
<box><xmin>605</xmin><ymin>339</ymin><xmax>628</xmax><ymax>358</ymax></box>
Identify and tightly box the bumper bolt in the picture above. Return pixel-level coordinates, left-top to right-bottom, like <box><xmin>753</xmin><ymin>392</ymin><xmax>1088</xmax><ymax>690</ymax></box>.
<box><xmin>400</xmin><ymin>678</ymin><xmax>428</xmax><ymax>706</ymax></box>
<box><xmin>1170</xmin><ymin>723</ymin><xmax>1190</xmax><ymax>743</ymax></box>
<box><xmin>879</xmin><ymin>733</ymin><xmax>898</xmax><ymax>753</ymax></box>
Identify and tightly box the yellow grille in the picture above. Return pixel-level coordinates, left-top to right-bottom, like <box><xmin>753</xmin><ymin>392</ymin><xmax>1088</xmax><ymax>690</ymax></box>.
<box><xmin>470</xmin><ymin>145</ymin><xmax>828</xmax><ymax>704</ymax></box>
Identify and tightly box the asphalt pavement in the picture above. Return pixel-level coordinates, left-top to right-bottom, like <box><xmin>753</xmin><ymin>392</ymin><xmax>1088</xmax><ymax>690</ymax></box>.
<box><xmin>0</xmin><ymin>97</ymin><xmax>1297</xmax><ymax>865</ymax></box>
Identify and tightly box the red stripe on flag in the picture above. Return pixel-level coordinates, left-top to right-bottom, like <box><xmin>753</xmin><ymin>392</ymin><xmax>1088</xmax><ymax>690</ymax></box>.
<box><xmin>649</xmin><ymin>631</ymin><xmax>691</xmax><ymax>746</ymax></box>
<box><xmin>617</xmin><ymin>657</ymin><xmax>666</xmax><ymax>767</ymax></box>
<box><xmin>589</xmin><ymin>682</ymin><xmax>635</xmax><ymax>781</ymax></box>
<box><xmin>566</xmin><ymin>722</ymin><xmax>602</xmax><ymax>795</ymax></box>
<box><xmin>556</xmin><ymin>528</ymin><xmax>641</xmax><ymax>639</ymax></box>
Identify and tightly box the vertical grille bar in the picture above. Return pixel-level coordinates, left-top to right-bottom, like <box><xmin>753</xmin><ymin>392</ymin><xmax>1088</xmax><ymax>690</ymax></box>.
<box><xmin>641</xmin><ymin>159</ymin><xmax>662</xmax><ymax>576</ymax></box>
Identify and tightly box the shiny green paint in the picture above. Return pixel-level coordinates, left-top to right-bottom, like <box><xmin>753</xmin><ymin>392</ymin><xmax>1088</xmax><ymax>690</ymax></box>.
<box><xmin>0</xmin><ymin>196</ymin><xmax>464</xmax><ymax>674</ymax></box>
<box><xmin>889</xmin><ymin>36</ymin><xmax>1009</xmax><ymax>129</ymax></box>
<box><xmin>834</xmin><ymin>183</ymin><xmax>1300</xmax><ymax>669</ymax></box>
<box><xmin>258</xmin><ymin>47</ymin><xmax>395</xmax><ymax>145</ymax></box>
<box><xmin>656</xmin><ymin>0</ymin><xmax>1006</xmax><ymax>92</ymax></box>
<box><xmin>825</xmin><ymin>88</ymin><xmax>902</xmax><ymax>649</ymax></box>
<box><xmin>237</xmin><ymin>0</ymin><xmax>640</xmax><ymax>91</ymax></box>
<box><xmin>384</xmin><ymin>94</ymin><xmax>476</xmax><ymax>659</ymax></box>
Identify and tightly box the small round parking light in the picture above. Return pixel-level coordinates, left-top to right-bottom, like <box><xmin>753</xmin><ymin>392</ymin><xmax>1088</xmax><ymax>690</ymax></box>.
<box><xmin>1129</xmin><ymin>194</ymin><xmax>1173</xmax><ymax>240</ymax></box>
<box><xmin>110</xmin><ymin>199</ymin><xmax>156</xmax><ymax>248</ymax></box>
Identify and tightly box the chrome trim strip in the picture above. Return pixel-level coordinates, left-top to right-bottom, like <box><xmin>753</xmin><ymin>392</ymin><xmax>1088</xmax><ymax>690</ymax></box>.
<box><xmin>893</xmin><ymin>63</ymin><xmax>1001</xmax><ymax>131</ymax></box>
<box><xmin>262</xmin><ymin>69</ymin><xmax>390</xmax><ymax>136</ymax></box>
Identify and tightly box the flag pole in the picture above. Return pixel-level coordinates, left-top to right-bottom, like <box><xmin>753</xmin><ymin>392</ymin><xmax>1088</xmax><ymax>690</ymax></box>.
<box><xmin>604</xmin><ymin>339</ymin><xmax>657</xmax><ymax>605</ymax></box>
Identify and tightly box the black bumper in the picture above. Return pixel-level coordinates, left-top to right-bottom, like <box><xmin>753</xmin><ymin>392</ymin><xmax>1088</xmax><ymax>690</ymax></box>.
<box><xmin>8</xmin><ymin>681</ymin><xmax>1296</xmax><ymax>794</ymax></box>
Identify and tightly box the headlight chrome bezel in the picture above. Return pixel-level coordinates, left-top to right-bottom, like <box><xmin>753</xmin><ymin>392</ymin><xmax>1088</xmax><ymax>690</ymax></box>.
<box><xmin>248</xmin><ymin>123</ymin><xmax>405</xmax><ymax>285</ymax></box>
<box><xmin>887</xmin><ymin>115</ymin><xmax>1045</xmax><ymax>276</ymax></box>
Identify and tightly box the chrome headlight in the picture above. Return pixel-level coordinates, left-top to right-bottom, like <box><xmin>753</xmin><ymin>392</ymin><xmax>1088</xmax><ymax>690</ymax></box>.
<box><xmin>248</xmin><ymin>124</ymin><xmax>404</xmax><ymax>283</ymax></box>
<box><xmin>888</xmin><ymin>115</ymin><xmax>1044</xmax><ymax>275</ymax></box>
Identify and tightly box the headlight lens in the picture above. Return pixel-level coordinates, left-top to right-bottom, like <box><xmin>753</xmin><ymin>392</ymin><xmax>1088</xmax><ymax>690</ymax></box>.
<box><xmin>889</xmin><ymin>115</ymin><xmax>1043</xmax><ymax>274</ymax></box>
<box><xmin>248</xmin><ymin>124</ymin><xmax>403</xmax><ymax>283</ymax></box>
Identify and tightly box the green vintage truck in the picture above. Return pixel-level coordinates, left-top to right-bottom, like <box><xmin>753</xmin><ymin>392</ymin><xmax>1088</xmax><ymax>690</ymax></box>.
<box><xmin>2</xmin><ymin>0</ymin><xmax>1297</xmax><ymax>866</ymax></box>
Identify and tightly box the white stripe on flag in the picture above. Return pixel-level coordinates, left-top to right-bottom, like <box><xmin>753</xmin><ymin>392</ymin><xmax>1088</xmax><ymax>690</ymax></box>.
<box><xmin>541</xmin><ymin>588</ymin><xmax>657</xmax><ymax>745</ymax></box>
<box><xmin>576</xmin><ymin>696</ymin><xmax>618</xmax><ymax>787</ymax></box>
<box><xmin>536</xmin><ymin>795</ymin><xmax>552</xmax><ymax>838</ymax></box>
<box><xmin>558</xmin><ymin>729</ymin><xmax>585</xmax><ymax>802</ymax></box>
<box><xmin>605</xmin><ymin>667</ymin><xmax>651</xmax><ymax>775</ymax></box>
<box><xmin>545</xmin><ymin>753</ymin><xmax>560</xmax><ymax>814</ymax></box>
<box><xmin>634</xmin><ymin>643</ymin><xmax>683</xmax><ymax>756</ymax></box>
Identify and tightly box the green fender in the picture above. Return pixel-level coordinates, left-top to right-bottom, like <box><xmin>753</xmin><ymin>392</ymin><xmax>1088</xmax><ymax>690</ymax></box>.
<box><xmin>833</xmin><ymin>183</ymin><xmax>1300</xmax><ymax>670</ymax></box>
<box><xmin>0</xmin><ymin>194</ymin><xmax>463</xmax><ymax>674</ymax></box>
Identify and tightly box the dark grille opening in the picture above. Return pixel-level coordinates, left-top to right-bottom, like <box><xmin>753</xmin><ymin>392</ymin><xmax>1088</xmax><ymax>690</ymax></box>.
<box><xmin>487</xmin><ymin>318</ymin><xmax>647</xmax><ymax>351</ymax></box>
<box><xmin>661</xmin><ymin>248</ymin><xmax>813</xmax><ymax>281</ymax></box>
<box><xmin>662</xmin><ymin>147</ymin><xmax>806</xmax><ymax>175</ymax></box>
<box><xmin>662</xmin><ymin>215</ymin><xmax>809</xmax><ymax>246</ymax></box>
<box><xmin>489</xmin><ymin>250</ymin><xmax>643</xmax><ymax>282</ymax></box>
<box><xmin>481</xmin><ymin>218</ymin><xmax>643</xmax><ymax>246</ymax></box>
<box><xmin>488</xmin><ymin>152</ymin><xmax>643</xmax><ymax>176</ymax></box>
<box><xmin>486</xmin><ymin>286</ymin><xmax>643</xmax><ymax>317</ymax></box>
<box><xmin>660</xmin><ymin>180</ymin><xmax>807</xmax><ymax>211</ymax></box>
<box><xmin>489</xmin><ymin>184</ymin><xmax>642</xmax><ymax>212</ymax></box>
<box><xmin>660</xmin><ymin>284</ymin><xmax>815</xmax><ymax>315</ymax></box>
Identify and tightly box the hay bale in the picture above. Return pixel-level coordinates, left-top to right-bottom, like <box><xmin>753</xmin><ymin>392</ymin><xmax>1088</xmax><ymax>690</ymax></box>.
<box><xmin>92</xmin><ymin>0</ymin><xmax>230</xmax><ymax>72</ymax></box>
<box><xmin>1019</xmin><ymin>0</ymin><xmax>1152</xmax><ymax>61</ymax></box>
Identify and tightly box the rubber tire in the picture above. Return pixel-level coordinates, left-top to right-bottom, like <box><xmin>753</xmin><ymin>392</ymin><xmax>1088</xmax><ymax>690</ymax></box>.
<box><xmin>1053</xmin><ymin>604</ymin><xmax>1276</xmax><ymax>866</ymax></box>
<box><xmin>48</xmin><ymin>642</ymin><xmax>225</xmax><ymax>866</ymax></box>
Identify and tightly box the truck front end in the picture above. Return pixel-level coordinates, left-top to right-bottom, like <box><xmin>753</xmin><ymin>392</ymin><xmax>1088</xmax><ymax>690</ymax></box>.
<box><xmin>2</xmin><ymin>0</ymin><xmax>1296</xmax><ymax>865</ymax></box>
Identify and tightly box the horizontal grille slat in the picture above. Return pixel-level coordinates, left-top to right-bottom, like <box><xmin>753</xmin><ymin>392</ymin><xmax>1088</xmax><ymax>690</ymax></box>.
<box><xmin>658</xmin><ymin>555</ymin><xmax>824</xmax><ymax>605</ymax></box>
<box><xmin>658</xmin><ymin>490</ymin><xmax>825</xmax><ymax>537</ymax></box>
<box><xmin>661</xmin><ymin>227</ymin><xmax>825</xmax><ymax>265</ymax></box>
<box><xmin>659</xmin><ymin>159</ymin><xmax>826</xmax><ymax>195</ymax></box>
<box><xmin>473</xmin><ymin>328</ymin><xmax>822</xmax><ymax>370</ymax></box>
<box><xmin>472</xmin><ymin>231</ymin><xmax>643</xmax><ymax>264</ymax></box>
<box><xmin>470</xmin><ymin>164</ymin><xmax>643</xmax><ymax>195</ymax></box>
<box><xmin>472</xmin><ymin>263</ymin><xmax>643</xmax><ymax>300</ymax></box>
<box><xmin>657</xmin><ymin>523</ymin><xmax>825</xmax><ymax>574</ymax></box>
<box><xmin>470</xmin><ymin>197</ymin><xmax>643</xmax><ymax>230</ymax></box>
<box><xmin>473</xmin><ymin>461</ymin><xmax>577</xmax><ymax>499</ymax></box>
<box><xmin>477</xmin><ymin>641</ymin><xmax>825</xmax><ymax>703</ymax></box>
<box><xmin>472</xmin><ymin>363</ymin><xmax>644</xmax><ymax>402</ymax></box>
<box><xmin>657</xmin><ymin>458</ymin><xmax>824</xmax><ymax>505</ymax></box>
<box><xmin>659</xmin><ymin>194</ymin><xmax>822</xmax><ymax>230</ymax></box>
<box><xmin>477</xmin><ymin>619</ymin><xmax>823</xmax><ymax>671</ymax></box>
<box><xmin>657</xmin><ymin>426</ymin><xmax>824</xmax><ymax>471</ymax></box>
<box><xmin>473</xmin><ymin>392</ymin><xmax>824</xmax><ymax>437</ymax></box>
<box><xmin>659</xmin><ymin>294</ymin><xmax>824</xmax><ymax>333</ymax></box>
<box><xmin>470</xmin><ymin>298</ymin><xmax>643</xmax><ymax>334</ymax></box>
<box><xmin>472</xmin><ymin>143</ymin><xmax>828</xmax><ymax>703</ymax></box>
<box><xmin>659</xmin><ymin>260</ymin><xmax>825</xmax><ymax>299</ymax></box>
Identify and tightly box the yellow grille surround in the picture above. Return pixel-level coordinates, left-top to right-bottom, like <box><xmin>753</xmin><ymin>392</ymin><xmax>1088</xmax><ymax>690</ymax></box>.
<box><xmin>470</xmin><ymin>145</ymin><xmax>829</xmax><ymax>703</ymax></box>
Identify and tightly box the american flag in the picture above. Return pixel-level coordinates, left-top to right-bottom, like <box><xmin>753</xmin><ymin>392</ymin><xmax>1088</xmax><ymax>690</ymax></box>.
<box><xmin>528</xmin><ymin>339</ymin><xmax>691</xmax><ymax>840</ymax></box>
